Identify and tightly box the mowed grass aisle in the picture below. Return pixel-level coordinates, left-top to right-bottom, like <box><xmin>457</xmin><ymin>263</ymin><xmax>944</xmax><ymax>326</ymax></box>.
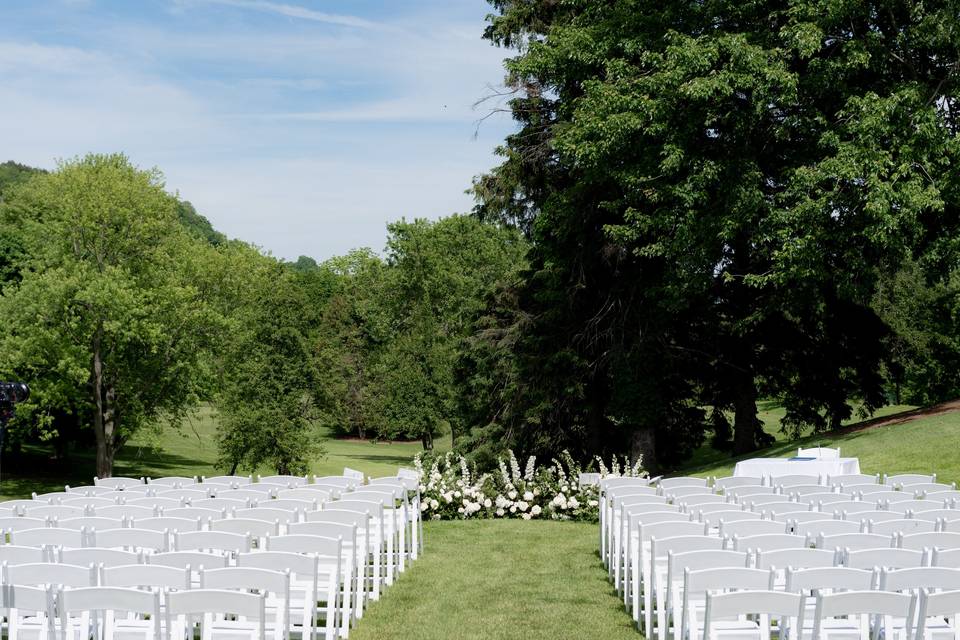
<box><xmin>351</xmin><ymin>520</ymin><xmax>637</xmax><ymax>640</ymax></box>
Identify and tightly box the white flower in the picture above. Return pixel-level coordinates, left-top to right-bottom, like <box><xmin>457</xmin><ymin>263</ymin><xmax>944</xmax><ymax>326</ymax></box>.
<box><xmin>517</xmin><ymin>501</ymin><xmax>529</xmax><ymax>512</ymax></box>
<box><xmin>522</xmin><ymin>513</ymin><xmax>532</xmax><ymax>520</ymax></box>
<box><xmin>430</xmin><ymin>499</ymin><xmax>439</xmax><ymax>509</ymax></box>
<box><xmin>421</xmin><ymin>502</ymin><xmax>430</xmax><ymax>512</ymax></box>
<box><xmin>463</xmin><ymin>498</ymin><xmax>471</xmax><ymax>507</ymax></box>
<box><xmin>531</xmin><ymin>505</ymin><xmax>542</xmax><ymax>516</ymax></box>
<box><xmin>483</xmin><ymin>498</ymin><xmax>492</xmax><ymax>508</ymax></box>
<box><xmin>457</xmin><ymin>507</ymin><xmax>465</xmax><ymax>514</ymax></box>
<box><xmin>568</xmin><ymin>497</ymin><xmax>580</xmax><ymax>509</ymax></box>
<box><xmin>419</xmin><ymin>484</ymin><xmax>426</xmax><ymax>492</ymax></box>
<box><xmin>509</xmin><ymin>505</ymin><xmax>517</xmax><ymax>513</ymax></box>
<box><xmin>523</xmin><ymin>491</ymin><xmax>534</xmax><ymax>501</ymax></box>
<box><xmin>533</xmin><ymin>487</ymin><xmax>540</xmax><ymax>496</ymax></box>
<box><xmin>453</xmin><ymin>491</ymin><xmax>461</xmax><ymax>498</ymax></box>
<box><xmin>432</xmin><ymin>514</ymin><xmax>441</xmax><ymax>520</ymax></box>
<box><xmin>496</xmin><ymin>508</ymin><xmax>505</xmax><ymax>516</ymax></box>
<box><xmin>495</xmin><ymin>495</ymin><xmax>509</xmax><ymax>508</ymax></box>
<box><xmin>588</xmin><ymin>499</ymin><xmax>598</xmax><ymax>507</ymax></box>
<box><xmin>508</xmin><ymin>490</ymin><xmax>517</xmax><ymax>500</ymax></box>
<box><xmin>443</xmin><ymin>493</ymin><xmax>453</xmax><ymax>503</ymax></box>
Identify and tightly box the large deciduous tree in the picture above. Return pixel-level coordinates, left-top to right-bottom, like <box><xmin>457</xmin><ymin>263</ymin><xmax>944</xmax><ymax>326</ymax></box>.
<box><xmin>0</xmin><ymin>154</ymin><xmax>220</xmax><ymax>477</ymax></box>
<box><xmin>472</xmin><ymin>0</ymin><xmax>960</xmax><ymax>468</ymax></box>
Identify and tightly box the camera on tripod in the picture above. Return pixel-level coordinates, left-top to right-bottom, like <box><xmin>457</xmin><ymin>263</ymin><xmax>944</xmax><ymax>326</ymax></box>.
<box><xmin>0</xmin><ymin>381</ymin><xmax>30</xmax><ymax>425</ymax></box>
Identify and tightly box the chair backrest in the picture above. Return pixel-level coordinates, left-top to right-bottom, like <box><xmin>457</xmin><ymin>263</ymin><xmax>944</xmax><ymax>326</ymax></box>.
<box><xmin>702</xmin><ymin>590</ymin><xmax>804</xmax><ymax>640</ymax></box>
<box><xmin>148</xmin><ymin>551</ymin><xmax>229</xmax><ymax>570</ymax></box>
<box><xmin>303</xmin><ymin>509</ymin><xmax>370</xmax><ymax>530</ymax></box>
<box><xmin>21</xmin><ymin>504</ymin><xmax>85</xmax><ymax>520</ymax></box>
<box><xmin>659</xmin><ymin>477</ymin><xmax>709</xmax><ymax>489</ymax></box>
<box><xmin>93</xmin><ymin>505</ymin><xmax>157</xmax><ymax>520</ymax></box>
<box><xmin>146</xmin><ymin>476</ymin><xmax>197</xmax><ymax>486</ymax></box>
<box><xmin>785</xmin><ymin>566</ymin><xmax>875</xmax><ymax>592</ymax></box>
<box><xmin>884</xmin><ymin>473</ymin><xmax>936</xmax><ymax>486</ymax></box>
<box><xmin>211</xmin><ymin>518</ymin><xmax>280</xmax><ymax>539</ymax></box>
<box><xmin>311</xmin><ymin>476</ymin><xmax>360</xmax><ymax>489</ymax></box>
<box><xmin>60</xmin><ymin>547</ymin><xmax>142</xmax><ymax>568</ymax></box>
<box><xmin>846</xmin><ymin>548</ymin><xmax>925</xmax><ymax>570</ymax></box>
<box><xmin>731</xmin><ymin>533</ymin><xmax>807</xmax><ymax>553</ymax></box>
<box><xmin>342</xmin><ymin>467</ymin><xmax>365</xmax><ymax>482</ymax></box>
<box><xmin>200</xmin><ymin>566</ymin><xmax>290</xmax><ymax>597</ymax></box>
<box><xmin>58</xmin><ymin>585</ymin><xmax>161</xmax><ymax>640</ymax></box>
<box><xmin>755</xmin><ymin>547</ymin><xmax>835</xmax><ymax>570</ymax></box>
<box><xmin>913</xmin><ymin>509</ymin><xmax>960</xmax><ymax>524</ymax></box>
<box><xmin>664</xmin><ymin>487</ymin><xmax>715</xmax><ymax>499</ymax></box>
<box><xmin>798</xmin><ymin>446</ymin><xmax>840</xmax><ymax>460</ymax></box>
<box><xmin>886</xmin><ymin>499</ymin><xmax>944</xmax><ymax>514</ymax></box>
<box><xmin>772</xmin><ymin>474</ymin><xmax>822</xmax><ymax>488</ymax></box>
<box><xmin>246</xmin><ymin>483</ymin><xmax>289</xmax><ymax>495</ymax></box>
<box><xmin>866</xmin><ymin>518</ymin><xmax>937</xmax><ymax>536</ymax></box>
<box><xmin>94</xmin><ymin>477</ymin><xmax>144</xmax><ymax>489</ymax></box>
<box><xmin>816</xmin><ymin>532</ymin><xmax>893</xmax><ymax>551</ymax></box>
<box><xmin>761</xmin><ymin>503</ymin><xmax>812</xmax><ymax>518</ymax></box>
<box><xmin>773</xmin><ymin>512</ymin><xmax>832</xmax><ymax>526</ymax></box>
<box><xmin>90</xmin><ymin>527</ymin><xmax>169</xmax><ymax>552</ymax></box>
<box><xmin>0</xmin><ymin>544</ymin><xmax>47</xmax><ymax>565</ymax></box>
<box><xmin>719</xmin><ymin>519</ymin><xmax>787</xmax><ymax>539</ymax></box>
<box><xmin>191</xmin><ymin>498</ymin><xmax>250</xmax><ymax>511</ymax></box>
<box><xmin>174</xmin><ymin>530</ymin><xmax>251</xmax><ymax>555</ymax></box>
<box><xmin>65</xmin><ymin>485</ymin><xmax>113</xmax><ymax>496</ymax></box>
<box><xmin>577</xmin><ymin>472</ymin><xmax>601</xmax><ymax>487</ymax></box>
<box><xmin>277</xmin><ymin>488</ymin><xmax>333</xmax><ymax>504</ymax></box>
<box><xmin>125</xmin><ymin>497</ymin><xmax>183</xmax><ymax>510</ymax></box>
<box><xmin>640</xmin><ymin>520</ymin><xmax>707</xmax><ymax>542</ymax></box>
<box><xmin>32</xmin><ymin>491</ymin><xmax>72</xmax><ymax>503</ymax></box>
<box><xmin>265</xmin><ymin>534</ymin><xmax>343</xmax><ymax>558</ymax></box>
<box><xmin>723</xmin><ymin>486</ymin><xmax>779</xmax><ymax>500</ymax></box>
<box><xmin>61</xmin><ymin>496</ymin><xmax>116</xmax><ymax>509</ymax></box>
<box><xmin>59</xmin><ymin>517</ymin><xmax>121</xmax><ymax>532</ymax></box>
<box><xmin>676</xmin><ymin>494</ymin><xmax>727</xmax><ymax>508</ymax></box>
<box><xmin>217</xmin><ymin>489</ymin><xmax>267</xmax><ymax>503</ymax></box>
<box><xmin>201</xmin><ymin>475</ymin><xmax>253</xmax><ymax>486</ymax></box>
<box><xmin>699</xmin><ymin>511</ymin><xmax>761</xmax><ymax>527</ymax></box>
<box><xmin>831</xmin><ymin>502</ymin><xmax>879</xmax><ymax>517</ymax></box>
<box><xmin>827</xmin><ymin>473</ymin><xmax>879</xmax><ymax>487</ymax></box>
<box><xmin>2</xmin><ymin>584</ymin><xmax>54</xmax><ymax>637</ymax></box>
<box><xmin>802</xmin><ymin>494</ymin><xmax>849</xmax><ymax>507</ymax></box>
<box><xmin>880</xmin><ymin>566</ymin><xmax>960</xmax><ymax>592</ymax></box>
<box><xmin>0</xmin><ymin>516</ymin><xmax>46</xmax><ymax>531</ymax></box>
<box><xmin>132</xmin><ymin>516</ymin><xmax>202</xmax><ymax>533</ymax></box>
<box><xmin>236</xmin><ymin>551</ymin><xmax>322</xmax><ymax>584</ymax></box>
<box><xmin>259</xmin><ymin>475</ymin><xmax>309</xmax><ymax>487</ymax></box>
<box><xmin>102</xmin><ymin>563</ymin><xmax>190</xmax><ymax>589</ymax></box>
<box><xmin>811</xmin><ymin>589</ymin><xmax>915</xmax><ymax>640</ymax></box>
<box><xmin>908</xmin><ymin>482</ymin><xmax>956</xmax><ymax>495</ymax></box>
<box><xmin>900</xmin><ymin>531</ymin><xmax>960</xmax><ymax>551</ymax></box>
<box><xmin>793</xmin><ymin>519</ymin><xmax>862</xmax><ymax>539</ymax></box>
<box><xmin>10</xmin><ymin>527</ymin><xmax>86</xmax><ymax>548</ymax></box>
<box><xmin>850</xmin><ymin>511</ymin><xmax>905</xmax><ymax>525</ymax></box>
<box><xmin>714</xmin><ymin>477</ymin><xmax>764</xmax><ymax>490</ymax></box>
<box><xmin>236</xmin><ymin>507</ymin><xmax>300</xmax><ymax>525</ymax></box>
<box><xmin>263</xmin><ymin>499</ymin><xmax>317</xmax><ymax>512</ymax></box>
<box><xmin>613</xmin><ymin>492</ymin><xmax>667</xmax><ymax>510</ymax></box>
<box><xmin>746</xmin><ymin>496</ymin><xmax>795</xmax><ymax>509</ymax></box>
<box><xmin>6</xmin><ymin>562</ymin><xmax>96</xmax><ymax>587</ymax></box>
<box><xmin>667</xmin><ymin>550</ymin><xmax>749</xmax><ymax>585</ymax></box>
<box><xmin>157</xmin><ymin>487</ymin><xmax>217</xmax><ymax>500</ymax></box>
<box><xmin>163</xmin><ymin>507</ymin><xmax>225</xmax><ymax>521</ymax></box>
<box><xmin>688</xmin><ymin>503</ymin><xmax>739</xmax><ymax>516</ymax></box>
<box><xmin>166</xmin><ymin>589</ymin><xmax>265</xmax><ymax>640</ymax></box>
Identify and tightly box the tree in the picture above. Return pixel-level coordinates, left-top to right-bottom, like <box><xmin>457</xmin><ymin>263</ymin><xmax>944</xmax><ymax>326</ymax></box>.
<box><xmin>216</xmin><ymin>261</ymin><xmax>325</xmax><ymax>474</ymax></box>
<box><xmin>473</xmin><ymin>0</ymin><xmax>960</xmax><ymax>467</ymax></box>
<box><xmin>0</xmin><ymin>154</ymin><xmax>220</xmax><ymax>477</ymax></box>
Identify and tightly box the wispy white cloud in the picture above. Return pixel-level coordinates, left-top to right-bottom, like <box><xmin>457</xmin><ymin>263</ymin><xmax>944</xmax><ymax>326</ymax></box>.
<box><xmin>182</xmin><ymin>0</ymin><xmax>386</xmax><ymax>30</ymax></box>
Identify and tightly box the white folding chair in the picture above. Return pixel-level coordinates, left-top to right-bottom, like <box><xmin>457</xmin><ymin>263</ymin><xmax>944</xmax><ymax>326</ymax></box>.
<box><xmin>816</xmin><ymin>533</ymin><xmax>893</xmax><ymax>553</ymax></box>
<box><xmin>723</xmin><ymin>487</ymin><xmax>779</xmax><ymax>501</ymax></box>
<box><xmin>259</xmin><ymin>475</ymin><xmax>309</xmax><ymax>488</ymax></box>
<box><xmin>101</xmin><ymin>563</ymin><xmax>190</xmax><ymax>591</ymax></box>
<box><xmin>0</xmin><ymin>545</ymin><xmax>48</xmax><ymax>565</ymax></box>
<box><xmin>785</xmin><ymin>565</ymin><xmax>877</xmax><ymax>635</ymax></box>
<box><xmin>915</xmin><ymin>588</ymin><xmax>960</xmax><ymax>640</ymax></box>
<box><xmin>174</xmin><ymin>531</ymin><xmax>251</xmax><ymax>558</ymax></box>
<box><xmin>3</xmin><ymin>584</ymin><xmax>54</xmax><ymax>640</ymax></box>
<box><xmin>94</xmin><ymin>477</ymin><xmax>145</xmax><ymax>490</ymax></box>
<box><xmin>629</xmin><ymin>519</ymin><xmax>706</xmax><ymax>625</ymax></box>
<box><xmin>731</xmin><ymin>534</ymin><xmax>806</xmax><ymax>553</ymax></box>
<box><xmin>146</xmin><ymin>476</ymin><xmax>197</xmax><ymax>487</ymax></box>
<box><xmin>126</xmin><ymin>497</ymin><xmax>184</xmax><ymax>511</ymax></box>
<box><xmin>6</xmin><ymin>562</ymin><xmax>96</xmax><ymax>588</ymax></box>
<box><xmin>644</xmin><ymin>534</ymin><xmax>723</xmax><ymax>637</ymax></box>
<box><xmin>718</xmin><ymin>519</ymin><xmax>787</xmax><ymax>541</ymax></box>
<box><xmin>93</xmin><ymin>505</ymin><xmax>157</xmax><ymax>520</ymax></box>
<box><xmin>60</xmin><ymin>547</ymin><xmax>142</xmax><ymax>568</ymax></box>
<box><xmin>772</xmin><ymin>475</ymin><xmax>822</xmax><ymax>488</ymax></box>
<box><xmin>342</xmin><ymin>468</ymin><xmax>365</xmax><ymax>484</ymax></box>
<box><xmin>200</xmin><ymin>567</ymin><xmax>290</xmax><ymax>640</ymax></box>
<box><xmin>665</xmin><ymin>487</ymin><xmax>716</xmax><ymax>502</ymax></box>
<box><xmin>58</xmin><ymin>586</ymin><xmax>161</xmax><ymax>640</ymax></box>
<box><xmin>237</xmin><ymin>552</ymin><xmax>337</xmax><ymax>640</ymax></box>
<box><xmin>148</xmin><ymin>551</ymin><xmax>228</xmax><ymax>588</ymax></box>
<box><xmin>659</xmin><ymin>477</ymin><xmax>710</xmax><ymax>490</ymax></box>
<box><xmin>713</xmin><ymin>477</ymin><xmax>764</xmax><ymax>491</ymax></box>
<box><xmin>846</xmin><ymin>548</ymin><xmax>926</xmax><ymax>570</ymax></box>
<box><xmin>289</xmin><ymin>519</ymin><xmax>363</xmax><ymax>621</ymax></box>
<box><xmin>10</xmin><ymin>527</ymin><xmax>88</xmax><ymax>550</ymax></box>
<box><xmin>700</xmin><ymin>588</ymin><xmax>802</xmax><ymax>640</ymax></box>
<box><xmin>166</xmin><ymin>589</ymin><xmax>265</xmax><ymax>640</ymax></box>
<box><xmin>263</xmin><ymin>499</ymin><xmax>317</xmax><ymax>513</ymax></box>
<box><xmin>21</xmin><ymin>505</ymin><xmax>85</xmax><ymax>520</ymax></box>
<box><xmin>866</xmin><ymin>519</ymin><xmax>937</xmax><ymax>536</ymax></box>
<box><xmin>887</xmin><ymin>500</ymin><xmax>945</xmax><ymax>514</ymax></box>
<box><xmin>794</xmin><ymin>520</ymin><xmax>862</xmax><ymax>541</ymax></box>
<box><xmin>810</xmin><ymin>590</ymin><xmax>915</xmax><ymax>640</ymax></box>
<box><xmin>601</xmin><ymin>478</ymin><xmax>658</xmax><ymax>564</ymax></box>
<box><xmin>211</xmin><ymin>519</ymin><xmax>279</xmax><ymax>548</ymax></box>
<box><xmin>132</xmin><ymin>517</ymin><xmax>202</xmax><ymax>533</ymax></box>
<box><xmin>156</xmin><ymin>488</ymin><xmax>216</xmax><ymax>501</ymax></box>
<box><xmin>163</xmin><ymin>507</ymin><xmax>225</xmax><ymax>523</ymax></box>
<box><xmin>900</xmin><ymin>532</ymin><xmax>960</xmax><ymax>551</ymax></box>
<box><xmin>665</xmin><ymin>550</ymin><xmax>749</xmax><ymax>640</ymax></box>
<box><xmin>192</xmin><ymin>498</ymin><xmax>251</xmax><ymax>512</ymax></box>
<box><xmin>827</xmin><ymin>474</ymin><xmax>879</xmax><ymax>488</ymax></box>
<box><xmin>884</xmin><ymin>473</ymin><xmax>937</xmax><ymax>486</ymax></box>
<box><xmin>621</xmin><ymin>508</ymin><xmax>685</xmax><ymax>596</ymax></box>
<box><xmin>60</xmin><ymin>497</ymin><xmax>117</xmax><ymax>509</ymax></box>
<box><xmin>217</xmin><ymin>490</ymin><xmax>267</xmax><ymax>504</ymax></box>
<box><xmin>201</xmin><ymin>475</ymin><xmax>254</xmax><ymax>487</ymax></box>
<box><xmin>755</xmin><ymin>548</ymin><xmax>834</xmax><ymax>589</ymax></box>
<box><xmin>350</xmin><ymin>487</ymin><xmax>410</xmax><ymax>572</ymax></box>
<box><xmin>330</xmin><ymin>499</ymin><xmax>394</xmax><ymax>589</ymax></box>
<box><xmin>93</xmin><ymin>528</ymin><xmax>169</xmax><ymax>553</ymax></box>
<box><xmin>236</xmin><ymin>508</ymin><xmax>300</xmax><ymax>527</ymax></box>
<box><xmin>315</xmin><ymin>506</ymin><xmax>383</xmax><ymax>604</ymax></box>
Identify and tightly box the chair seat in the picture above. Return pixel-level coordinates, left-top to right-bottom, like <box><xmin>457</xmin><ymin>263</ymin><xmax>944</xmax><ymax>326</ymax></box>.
<box><xmin>706</xmin><ymin>619</ymin><xmax>763</xmax><ymax>640</ymax></box>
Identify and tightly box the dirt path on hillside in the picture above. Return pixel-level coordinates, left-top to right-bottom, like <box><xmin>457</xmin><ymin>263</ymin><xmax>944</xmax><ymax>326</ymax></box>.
<box><xmin>839</xmin><ymin>398</ymin><xmax>960</xmax><ymax>434</ymax></box>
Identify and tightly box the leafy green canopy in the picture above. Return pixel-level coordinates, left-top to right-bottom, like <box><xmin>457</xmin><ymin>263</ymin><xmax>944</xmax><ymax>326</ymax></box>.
<box><xmin>470</xmin><ymin>0</ymin><xmax>960</xmax><ymax>468</ymax></box>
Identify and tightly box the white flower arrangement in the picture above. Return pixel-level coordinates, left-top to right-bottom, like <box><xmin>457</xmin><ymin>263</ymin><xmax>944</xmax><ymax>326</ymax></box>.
<box><xmin>413</xmin><ymin>449</ymin><xmax>644</xmax><ymax>522</ymax></box>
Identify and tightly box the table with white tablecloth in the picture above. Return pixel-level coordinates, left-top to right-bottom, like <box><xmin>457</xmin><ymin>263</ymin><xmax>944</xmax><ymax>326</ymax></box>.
<box><xmin>732</xmin><ymin>457</ymin><xmax>861</xmax><ymax>478</ymax></box>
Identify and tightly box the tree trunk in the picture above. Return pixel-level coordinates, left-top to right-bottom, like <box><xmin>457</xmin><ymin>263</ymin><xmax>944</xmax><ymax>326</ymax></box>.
<box><xmin>92</xmin><ymin>324</ymin><xmax>114</xmax><ymax>478</ymax></box>
<box><xmin>732</xmin><ymin>369</ymin><xmax>761</xmax><ymax>455</ymax></box>
<box><xmin>421</xmin><ymin>431</ymin><xmax>434</xmax><ymax>451</ymax></box>
<box><xmin>629</xmin><ymin>425</ymin><xmax>658</xmax><ymax>476</ymax></box>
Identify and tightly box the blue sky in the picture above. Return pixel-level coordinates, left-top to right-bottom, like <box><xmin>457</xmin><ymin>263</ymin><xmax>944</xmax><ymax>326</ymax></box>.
<box><xmin>0</xmin><ymin>0</ymin><xmax>516</xmax><ymax>260</ymax></box>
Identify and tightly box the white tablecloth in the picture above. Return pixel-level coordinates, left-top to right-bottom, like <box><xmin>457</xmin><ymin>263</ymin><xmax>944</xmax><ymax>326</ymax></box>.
<box><xmin>732</xmin><ymin>457</ymin><xmax>861</xmax><ymax>478</ymax></box>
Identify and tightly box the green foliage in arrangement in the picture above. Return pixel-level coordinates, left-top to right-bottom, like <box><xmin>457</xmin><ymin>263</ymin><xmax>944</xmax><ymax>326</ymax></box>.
<box><xmin>466</xmin><ymin>0</ymin><xmax>960</xmax><ymax>471</ymax></box>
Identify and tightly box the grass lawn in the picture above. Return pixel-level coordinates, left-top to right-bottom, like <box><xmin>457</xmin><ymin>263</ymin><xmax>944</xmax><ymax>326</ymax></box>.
<box><xmin>0</xmin><ymin>405</ymin><xmax>449</xmax><ymax>500</ymax></box>
<box><xmin>351</xmin><ymin>520</ymin><xmax>637</xmax><ymax>640</ymax></box>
